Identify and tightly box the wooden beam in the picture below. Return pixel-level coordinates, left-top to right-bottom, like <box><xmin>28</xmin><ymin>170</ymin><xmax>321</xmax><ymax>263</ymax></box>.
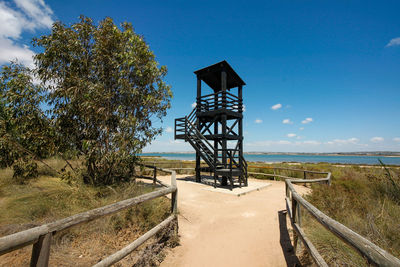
<box><xmin>196</xmin><ymin>77</ymin><xmax>201</xmax><ymax>110</ymax></box>
<box><xmin>30</xmin><ymin>233</ymin><xmax>52</xmax><ymax>267</ymax></box>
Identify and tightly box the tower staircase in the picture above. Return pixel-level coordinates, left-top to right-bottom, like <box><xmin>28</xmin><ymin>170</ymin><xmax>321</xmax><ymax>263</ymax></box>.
<box><xmin>175</xmin><ymin>107</ymin><xmax>248</xmax><ymax>189</ymax></box>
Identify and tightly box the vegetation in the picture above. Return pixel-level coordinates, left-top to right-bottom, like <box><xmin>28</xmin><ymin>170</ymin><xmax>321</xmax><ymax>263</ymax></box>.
<box><xmin>0</xmin><ymin>16</ymin><xmax>172</xmax><ymax>185</ymax></box>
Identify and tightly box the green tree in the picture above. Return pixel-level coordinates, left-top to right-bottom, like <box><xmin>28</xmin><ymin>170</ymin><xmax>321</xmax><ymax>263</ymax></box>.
<box><xmin>34</xmin><ymin>16</ymin><xmax>172</xmax><ymax>185</ymax></box>
<box><xmin>0</xmin><ymin>62</ymin><xmax>54</xmax><ymax>181</ymax></box>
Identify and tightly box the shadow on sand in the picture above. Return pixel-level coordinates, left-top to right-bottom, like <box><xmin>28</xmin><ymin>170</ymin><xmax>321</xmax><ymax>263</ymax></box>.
<box><xmin>278</xmin><ymin>210</ymin><xmax>301</xmax><ymax>266</ymax></box>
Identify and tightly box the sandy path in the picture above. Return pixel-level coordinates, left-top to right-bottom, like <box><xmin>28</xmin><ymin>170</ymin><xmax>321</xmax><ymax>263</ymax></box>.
<box><xmin>159</xmin><ymin>175</ymin><xmax>310</xmax><ymax>267</ymax></box>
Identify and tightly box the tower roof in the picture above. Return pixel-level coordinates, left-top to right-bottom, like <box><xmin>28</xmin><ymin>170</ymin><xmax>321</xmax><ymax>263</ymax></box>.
<box><xmin>194</xmin><ymin>60</ymin><xmax>245</xmax><ymax>91</ymax></box>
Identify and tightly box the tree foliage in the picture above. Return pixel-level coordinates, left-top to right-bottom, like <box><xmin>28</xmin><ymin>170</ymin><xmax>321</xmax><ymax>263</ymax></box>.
<box><xmin>32</xmin><ymin>16</ymin><xmax>172</xmax><ymax>185</ymax></box>
<box><xmin>0</xmin><ymin>62</ymin><xmax>54</xmax><ymax>181</ymax></box>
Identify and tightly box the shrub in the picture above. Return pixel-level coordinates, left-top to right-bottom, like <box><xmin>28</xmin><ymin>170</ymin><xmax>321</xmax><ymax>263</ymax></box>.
<box><xmin>12</xmin><ymin>158</ymin><xmax>38</xmax><ymax>183</ymax></box>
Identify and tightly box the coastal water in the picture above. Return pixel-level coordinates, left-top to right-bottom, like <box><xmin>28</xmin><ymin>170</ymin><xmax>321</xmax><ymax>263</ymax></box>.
<box><xmin>141</xmin><ymin>153</ymin><xmax>400</xmax><ymax>165</ymax></box>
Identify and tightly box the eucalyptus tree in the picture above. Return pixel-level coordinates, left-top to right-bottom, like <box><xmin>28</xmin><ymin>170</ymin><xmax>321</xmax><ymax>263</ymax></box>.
<box><xmin>34</xmin><ymin>16</ymin><xmax>172</xmax><ymax>185</ymax></box>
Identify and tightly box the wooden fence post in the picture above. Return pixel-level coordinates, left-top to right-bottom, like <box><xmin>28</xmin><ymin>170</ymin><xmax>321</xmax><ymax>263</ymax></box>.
<box><xmin>153</xmin><ymin>166</ymin><xmax>157</xmax><ymax>185</ymax></box>
<box><xmin>294</xmin><ymin>201</ymin><xmax>302</xmax><ymax>254</ymax></box>
<box><xmin>30</xmin><ymin>233</ymin><xmax>52</xmax><ymax>267</ymax></box>
<box><xmin>285</xmin><ymin>182</ymin><xmax>289</xmax><ymax>199</ymax></box>
<box><xmin>292</xmin><ymin>198</ymin><xmax>298</xmax><ymax>252</ymax></box>
<box><xmin>171</xmin><ymin>171</ymin><xmax>178</xmax><ymax>214</ymax></box>
<box><xmin>296</xmin><ymin>202</ymin><xmax>302</xmax><ymax>227</ymax></box>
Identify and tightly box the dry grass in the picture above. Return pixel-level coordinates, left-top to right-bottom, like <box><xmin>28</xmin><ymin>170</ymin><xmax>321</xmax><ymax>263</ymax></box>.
<box><xmin>0</xmin><ymin>158</ymin><xmax>174</xmax><ymax>266</ymax></box>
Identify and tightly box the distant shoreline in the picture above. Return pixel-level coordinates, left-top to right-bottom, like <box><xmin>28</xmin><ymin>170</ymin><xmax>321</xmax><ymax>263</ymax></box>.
<box><xmin>142</xmin><ymin>151</ymin><xmax>400</xmax><ymax>157</ymax></box>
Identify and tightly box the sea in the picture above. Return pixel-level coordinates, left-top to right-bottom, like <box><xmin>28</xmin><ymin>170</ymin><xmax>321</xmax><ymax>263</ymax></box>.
<box><xmin>140</xmin><ymin>153</ymin><xmax>400</xmax><ymax>166</ymax></box>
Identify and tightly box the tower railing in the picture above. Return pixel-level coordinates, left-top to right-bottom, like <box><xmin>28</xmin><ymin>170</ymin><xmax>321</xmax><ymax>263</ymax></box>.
<box><xmin>198</xmin><ymin>91</ymin><xmax>241</xmax><ymax>112</ymax></box>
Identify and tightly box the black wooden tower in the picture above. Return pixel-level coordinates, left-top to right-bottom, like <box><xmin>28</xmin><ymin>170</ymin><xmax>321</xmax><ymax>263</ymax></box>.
<box><xmin>175</xmin><ymin>61</ymin><xmax>248</xmax><ymax>189</ymax></box>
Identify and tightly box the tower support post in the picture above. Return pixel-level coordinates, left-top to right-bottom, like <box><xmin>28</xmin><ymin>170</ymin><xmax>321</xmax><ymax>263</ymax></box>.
<box><xmin>195</xmin><ymin>77</ymin><xmax>201</xmax><ymax>182</ymax></box>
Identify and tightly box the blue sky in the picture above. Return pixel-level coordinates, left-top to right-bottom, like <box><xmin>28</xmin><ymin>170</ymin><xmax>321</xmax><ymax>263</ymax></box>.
<box><xmin>1</xmin><ymin>0</ymin><xmax>399</xmax><ymax>152</ymax></box>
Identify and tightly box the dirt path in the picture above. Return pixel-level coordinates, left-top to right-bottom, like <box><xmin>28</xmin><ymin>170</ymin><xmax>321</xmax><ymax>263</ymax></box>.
<box><xmin>159</xmin><ymin>175</ymin><xmax>310</xmax><ymax>267</ymax></box>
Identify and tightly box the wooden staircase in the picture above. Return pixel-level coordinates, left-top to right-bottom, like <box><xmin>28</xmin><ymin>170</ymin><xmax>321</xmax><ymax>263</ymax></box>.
<box><xmin>175</xmin><ymin>107</ymin><xmax>248</xmax><ymax>189</ymax></box>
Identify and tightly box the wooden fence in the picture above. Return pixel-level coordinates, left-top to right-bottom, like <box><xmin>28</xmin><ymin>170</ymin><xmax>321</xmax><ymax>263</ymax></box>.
<box><xmin>251</xmin><ymin>167</ymin><xmax>400</xmax><ymax>267</ymax></box>
<box><xmin>0</xmin><ymin>164</ymin><xmax>178</xmax><ymax>267</ymax></box>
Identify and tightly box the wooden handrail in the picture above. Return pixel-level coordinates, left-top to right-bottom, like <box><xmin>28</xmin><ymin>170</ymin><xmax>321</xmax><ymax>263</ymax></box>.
<box><xmin>0</xmin><ymin>165</ymin><xmax>178</xmax><ymax>267</ymax></box>
<box><xmin>197</xmin><ymin>91</ymin><xmax>241</xmax><ymax>112</ymax></box>
<box><xmin>186</xmin><ymin>120</ymin><xmax>215</xmax><ymax>156</ymax></box>
<box><xmin>248</xmin><ymin>165</ymin><xmax>329</xmax><ymax>175</ymax></box>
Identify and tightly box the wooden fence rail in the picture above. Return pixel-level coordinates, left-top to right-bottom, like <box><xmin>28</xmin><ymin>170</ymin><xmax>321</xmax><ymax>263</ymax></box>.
<box><xmin>0</xmin><ymin>165</ymin><xmax>178</xmax><ymax>267</ymax></box>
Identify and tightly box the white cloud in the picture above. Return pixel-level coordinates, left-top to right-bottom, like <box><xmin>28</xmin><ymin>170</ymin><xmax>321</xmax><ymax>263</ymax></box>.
<box><xmin>370</xmin><ymin>137</ymin><xmax>384</xmax><ymax>143</ymax></box>
<box><xmin>247</xmin><ymin>139</ymin><xmax>324</xmax><ymax>150</ymax></box>
<box><xmin>247</xmin><ymin>140</ymin><xmax>292</xmax><ymax>147</ymax></box>
<box><xmin>327</xmin><ymin>138</ymin><xmax>359</xmax><ymax>145</ymax></box>
<box><xmin>345</xmin><ymin>137</ymin><xmax>359</xmax><ymax>144</ymax></box>
<box><xmin>243</xmin><ymin>104</ymin><xmax>246</xmax><ymax>112</ymax></box>
<box><xmin>0</xmin><ymin>38</ymin><xmax>34</xmax><ymax>67</ymax></box>
<box><xmin>271</xmin><ymin>103</ymin><xmax>282</xmax><ymax>110</ymax></box>
<box><xmin>165</xmin><ymin>126</ymin><xmax>173</xmax><ymax>133</ymax></box>
<box><xmin>255</xmin><ymin>119</ymin><xmax>262</xmax><ymax>124</ymax></box>
<box><xmin>287</xmin><ymin>133</ymin><xmax>296</xmax><ymax>138</ymax></box>
<box><xmin>191</xmin><ymin>102</ymin><xmax>197</xmax><ymax>108</ymax></box>
<box><xmin>14</xmin><ymin>0</ymin><xmax>53</xmax><ymax>28</ymax></box>
<box><xmin>169</xmin><ymin>139</ymin><xmax>183</xmax><ymax>144</ymax></box>
<box><xmin>301</xmin><ymin>117</ymin><xmax>313</xmax><ymax>124</ymax></box>
<box><xmin>282</xmin><ymin>119</ymin><xmax>293</xmax><ymax>124</ymax></box>
<box><xmin>0</xmin><ymin>3</ymin><xmax>23</xmax><ymax>39</ymax></box>
<box><xmin>0</xmin><ymin>0</ymin><xmax>54</xmax><ymax>67</ymax></box>
<box><xmin>299</xmin><ymin>127</ymin><xmax>304</xmax><ymax>131</ymax></box>
<box><xmin>386</xmin><ymin>37</ymin><xmax>400</xmax><ymax>47</ymax></box>
<box><xmin>302</xmin><ymin>140</ymin><xmax>321</xmax><ymax>145</ymax></box>
<box><xmin>394</xmin><ymin>137</ymin><xmax>400</xmax><ymax>142</ymax></box>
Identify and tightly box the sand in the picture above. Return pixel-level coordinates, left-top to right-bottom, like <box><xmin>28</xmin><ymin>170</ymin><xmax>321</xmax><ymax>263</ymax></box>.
<box><xmin>158</xmin><ymin>175</ymin><xmax>310</xmax><ymax>267</ymax></box>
